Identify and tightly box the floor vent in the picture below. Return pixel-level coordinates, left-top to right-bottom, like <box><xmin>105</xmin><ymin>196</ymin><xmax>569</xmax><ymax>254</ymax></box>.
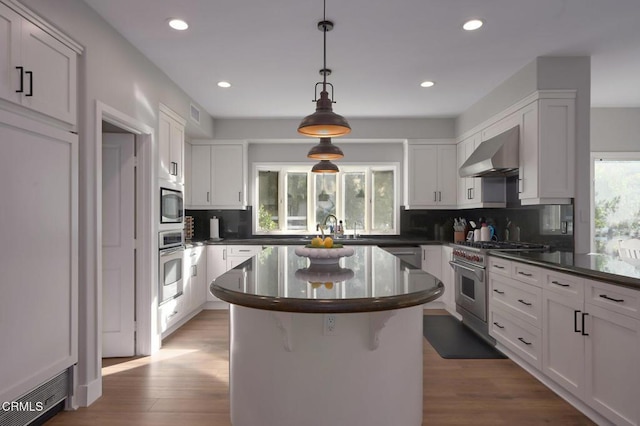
<box><xmin>0</xmin><ymin>369</ymin><xmax>70</xmax><ymax>426</ymax></box>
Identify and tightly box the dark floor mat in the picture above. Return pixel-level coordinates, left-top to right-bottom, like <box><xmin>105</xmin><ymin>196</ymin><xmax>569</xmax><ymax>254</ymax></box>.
<box><xmin>423</xmin><ymin>315</ymin><xmax>507</xmax><ymax>359</ymax></box>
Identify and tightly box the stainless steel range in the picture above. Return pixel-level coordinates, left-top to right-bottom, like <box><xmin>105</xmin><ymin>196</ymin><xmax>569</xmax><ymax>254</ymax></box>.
<box><xmin>449</xmin><ymin>241</ymin><xmax>549</xmax><ymax>344</ymax></box>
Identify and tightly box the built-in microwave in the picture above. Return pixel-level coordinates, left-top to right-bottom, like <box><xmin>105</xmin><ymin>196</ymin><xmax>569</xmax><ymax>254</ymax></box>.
<box><xmin>160</xmin><ymin>187</ymin><xmax>183</xmax><ymax>224</ymax></box>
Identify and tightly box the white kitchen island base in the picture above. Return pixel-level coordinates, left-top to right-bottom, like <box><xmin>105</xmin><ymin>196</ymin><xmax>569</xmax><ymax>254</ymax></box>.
<box><xmin>229</xmin><ymin>305</ymin><xmax>423</xmax><ymax>426</ymax></box>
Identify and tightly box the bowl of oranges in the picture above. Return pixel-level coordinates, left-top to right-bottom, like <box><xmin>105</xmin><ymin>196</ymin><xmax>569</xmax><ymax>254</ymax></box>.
<box><xmin>294</xmin><ymin>236</ymin><xmax>354</xmax><ymax>265</ymax></box>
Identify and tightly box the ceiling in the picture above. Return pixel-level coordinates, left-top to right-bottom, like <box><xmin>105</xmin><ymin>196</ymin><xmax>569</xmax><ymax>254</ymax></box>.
<box><xmin>82</xmin><ymin>0</ymin><xmax>640</xmax><ymax>120</ymax></box>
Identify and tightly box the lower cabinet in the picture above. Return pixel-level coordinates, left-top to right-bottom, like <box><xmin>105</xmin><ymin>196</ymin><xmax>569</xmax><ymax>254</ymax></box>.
<box><xmin>490</xmin><ymin>256</ymin><xmax>640</xmax><ymax>426</ymax></box>
<box><xmin>421</xmin><ymin>245</ymin><xmax>456</xmax><ymax>310</ymax></box>
<box><xmin>206</xmin><ymin>245</ymin><xmax>263</xmax><ymax>304</ymax></box>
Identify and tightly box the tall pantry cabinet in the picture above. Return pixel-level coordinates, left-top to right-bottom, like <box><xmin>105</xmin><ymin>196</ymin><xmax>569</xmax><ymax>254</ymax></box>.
<box><xmin>0</xmin><ymin>0</ymin><xmax>81</xmax><ymax>418</ymax></box>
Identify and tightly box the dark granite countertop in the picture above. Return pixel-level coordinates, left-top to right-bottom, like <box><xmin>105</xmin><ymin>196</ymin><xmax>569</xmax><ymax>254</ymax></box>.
<box><xmin>210</xmin><ymin>245</ymin><xmax>444</xmax><ymax>313</ymax></box>
<box><xmin>193</xmin><ymin>236</ymin><xmax>442</xmax><ymax>247</ymax></box>
<box><xmin>489</xmin><ymin>251</ymin><xmax>640</xmax><ymax>290</ymax></box>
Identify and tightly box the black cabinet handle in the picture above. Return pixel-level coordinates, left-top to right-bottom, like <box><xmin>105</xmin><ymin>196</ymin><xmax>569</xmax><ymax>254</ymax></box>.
<box><xmin>518</xmin><ymin>271</ymin><xmax>533</xmax><ymax>277</ymax></box>
<box><xmin>581</xmin><ymin>312</ymin><xmax>589</xmax><ymax>336</ymax></box>
<box><xmin>493</xmin><ymin>289</ymin><xmax>505</xmax><ymax>295</ymax></box>
<box><xmin>518</xmin><ymin>299</ymin><xmax>532</xmax><ymax>306</ymax></box>
<box><xmin>493</xmin><ymin>264</ymin><xmax>505</xmax><ymax>269</ymax></box>
<box><xmin>599</xmin><ymin>294</ymin><xmax>624</xmax><ymax>303</ymax></box>
<box><xmin>517</xmin><ymin>337</ymin><xmax>532</xmax><ymax>346</ymax></box>
<box><xmin>551</xmin><ymin>280</ymin><xmax>570</xmax><ymax>287</ymax></box>
<box><xmin>574</xmin><ymin>310</ymin><xmax>581</xmax><ymax>333</ymax></box>
<box><xmin>15</xmin><ymin>66</ymin><xmax>24</xmax><ymax>93</ymax></box>
<box><xmin>493</xmin><ymin>321</ymin><xmax>505</xmax><ymax>329</ymax></box>
<box><xmin>25</xmin><ymin>70</ymin><xmax>33</xmax><ymax>96</ymax></box>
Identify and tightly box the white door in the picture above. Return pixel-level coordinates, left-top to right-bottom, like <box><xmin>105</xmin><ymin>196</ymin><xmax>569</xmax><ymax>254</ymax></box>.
<box><xmin>102</xmin><ymin>133</ymin><xmax>136</xmax><ymax>357</ymax></box>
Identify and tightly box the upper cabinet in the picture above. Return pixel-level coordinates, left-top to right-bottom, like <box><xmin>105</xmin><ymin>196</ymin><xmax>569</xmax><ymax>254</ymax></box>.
<box><xmin>189</xmin><ymin>141</ymin><xmax>247</xmax><ymax>209</ymax></box>
<box><xmin>405</xmin><ymin>143</ymin><xmax>457</xmax><ymax>209</ymax></box>
<box><xmin>158</xmin><ymin>104</ymin><xmax>186</xmax><ymax>184</ymax></box>
<box><xmin>518</xmin><ymin>95</ymin><xmax>575</xmax><ymax>205</ymax></box>
<box><xmin>0</xmin><ymin>2</ymin><xmax>79</xmax><ymax>126</ymax></box>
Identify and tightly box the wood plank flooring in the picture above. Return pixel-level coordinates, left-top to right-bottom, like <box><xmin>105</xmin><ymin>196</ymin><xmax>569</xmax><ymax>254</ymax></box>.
<box><xmin>47</xmin><ymin>309</ymin><xmax>595</xmax><ymax>425</ymax></box>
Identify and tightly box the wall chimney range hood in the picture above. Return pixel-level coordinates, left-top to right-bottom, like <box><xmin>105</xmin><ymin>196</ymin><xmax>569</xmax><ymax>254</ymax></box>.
<box><xmin>459</xmin><ymin>126</ymin><xmax>520</xmax><ymax>178</ymax></box>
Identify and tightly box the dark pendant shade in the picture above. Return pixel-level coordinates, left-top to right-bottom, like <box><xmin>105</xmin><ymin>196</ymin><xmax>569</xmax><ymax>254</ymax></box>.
<box><xmin>307</xmin><ymin>137</ymin><xmax>344</xmax><ymax>160</ymax></box>
<box><xmin>311</xmin><ymin>160</ymin><xmax>339</xmax><ymax>173</ymax></box>
<box><xmin>298</xmin><ymin>90</ymin><xmax>351</xmax><ymax>137</ymax></box>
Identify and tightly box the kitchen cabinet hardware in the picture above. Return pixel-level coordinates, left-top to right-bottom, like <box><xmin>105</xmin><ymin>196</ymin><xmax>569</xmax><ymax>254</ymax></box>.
<box><xmin>433</xmin><ymin>191</ymin><xmax>437</xmax><ymax>202</ymax></box>
<box><xmin>438</xmin><ymin>191</ymin><xmax>442</xmax><ymax>202</ymax></box>
<box><xmin>599</xmin><ymin>294</ymin><xmax>624</xmax><ymax>303</ymax></box>
<box><xmin>518</xmin><ymin>299</ymin><xmax>532</xmax><ymax>306</ymax></box>
<box><xmin>518</xmin><ymin>271</ymin><xmax>533</xmax><ymax>277</ymax></box>
<box><xmin>493</xmin><ymin>264</ymin><xmax>505</xmax><ymax>269</ymax></box>
<box><xmin>25</xmin><ymin>71</ymin><xmax>33</xmax><ymax>96</ymax></box>
<box><xmin>239</xmin><ymin>249</ymin><xmax>251</xmax><ymax>253</ymax></box>
<box><xmin>574</xmin><ymin>310</ymin><xmax>581</xmax><ymax>333</ymax></box>
<box><xmin>15</xmin><ymin>66</ymin><xmax>24</xmax><ymax>93</ymax></box>
<box><xmin>238</xmin><ymin>191</ymin><xmax>241</xmax><ymax>202</ymax></box>
<box><xmin>170</xmin><ymin>161</ymin><xmax>178</xmax><ymax>176</ymax></box>
<box><xmin>581</xmin><ymin>312</ymin><xmax>589</xmax><ymax>336</ymax></box>
<box><xmin>223</xmin><ymin>249</ymin><xmax>227</xmax><ymax>260</ymax></box>
<box><xmin>517</xmin><ymin>337</ymin><xmax>532</xmax><ymax>345</ymax></box>
<box><xmin>551</xmin><ymin>280</ymin><xmax>570</xmax><ymax>287</ymax></box>
<box><xmin>207</xmin><ymin>191</ymin><xmax>210</xmax><ymax>202</ymax></box>
<box><xmin>493</xmin><ymin>289</ymin><xmax>505</xmax><ymax>295</ymax></box>
<box><xmin>168</xmin><ymin>310</ymin><xmax>179</xmax><ymax>319</ymax></box>
<box><xmin>191</xmin><ymin>264</ymin><xmax>197</xmax><ymax>277</ymax></box>
<box><xmin>493</xmin><ymin>321</ymin><xmax>505</xmax><ymax>329</ymax></box>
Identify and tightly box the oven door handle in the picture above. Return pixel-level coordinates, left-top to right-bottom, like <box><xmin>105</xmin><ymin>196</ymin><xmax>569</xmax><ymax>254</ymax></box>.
<box><xmin>449</xmin><ymin>261</ymin><xmax>484</xmax><ymax>282</ymax></box>
<box><xmin>160</xmin><ymin>246</ymin><xmax>185</xmax><ymax>257</ymax></box>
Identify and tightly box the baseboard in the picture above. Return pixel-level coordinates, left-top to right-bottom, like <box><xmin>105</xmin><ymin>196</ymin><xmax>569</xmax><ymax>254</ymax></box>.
<box><xmin>74</xmin><ymin>375</ymin><xmax>101</xmax><ymax>408</ymax></box>
<box><xmin>161</xmin><ymin>307</ymin><xmax>204</xmax><ymax>340</ymax></box>
<box><xmin>495</xmin><ymin>343</ymin><xmax>614</xmax><ymax>426</ymax></box>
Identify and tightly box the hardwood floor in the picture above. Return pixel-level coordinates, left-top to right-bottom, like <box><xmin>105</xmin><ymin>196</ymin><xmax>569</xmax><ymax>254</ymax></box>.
<box><xmin>47</xmin><ymin>309</ymin><xmax>595</xmax><ymax>425</ymax></box>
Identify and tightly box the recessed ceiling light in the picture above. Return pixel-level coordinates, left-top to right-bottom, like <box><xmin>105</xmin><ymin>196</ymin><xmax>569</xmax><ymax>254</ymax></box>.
<box><xmin>168</xmin><ymin>19</ymin><xmax>189</xmax><ymax>31</ymax></box>
<box><xmin>463</xmin><ymin>19</ymin><xmax>483</xmax><ymax>31</ymax></box>
<box><xmin>420</xmin><ymin>81</ymin><xmax>435</xmax><ymax>88</ymax></box>
<box><xmin>217</xmin><ymin>81</ymin><xmax>232</xmax><ymax>88</ymax></box>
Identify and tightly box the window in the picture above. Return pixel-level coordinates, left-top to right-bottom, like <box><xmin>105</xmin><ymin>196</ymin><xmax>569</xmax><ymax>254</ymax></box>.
<box><xmin>254</xmin><ymin>164</ymin><xmax>399</xmax><ymax>235</ymax></box>
<box><xmin>591</xmin><ymin>154</ymin><xmax>640</xmax><ymax>256</ymax></box>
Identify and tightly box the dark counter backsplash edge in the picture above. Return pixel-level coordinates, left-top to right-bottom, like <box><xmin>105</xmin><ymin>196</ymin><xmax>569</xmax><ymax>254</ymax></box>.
<box><xmin>186</xmin><ymin>203</ymin><xmax>575</xmax><ymax>252</ymax></box>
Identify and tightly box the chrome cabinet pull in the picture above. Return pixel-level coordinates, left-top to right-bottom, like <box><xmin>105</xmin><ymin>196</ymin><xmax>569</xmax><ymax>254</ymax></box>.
<box><xmin>223</xmin><ymin>249</ymin><xmax>227</xmax><ymax>260</ymax></box>
<box><xmin>551</xmin><ymin>280</ymin><xmax>570</xmax><ymax>287</ymax></box>
<box><xmin>493</xmin><ymin>321</ymin><xmax>505</xmax><ymax>329</ymax></box>
<box><xmin>434</xmin><ymin>191</ymin><xmax>437</xmax><ymax>202</ymax></box>
<box><xmin>438</xmin><ymin>191</ymin><xmax>442</xmax><ymax>202</ymax></box>
<box><xmin>238</xmin><ymin>191</ymin><xmax>241</xmax><ymax>202</ymax></box>
<box><xmin>207</xmin><ymin>191</ymin><xmax>210</xmax><ymax>202</ymax></box>
<box><xmin>599</xmin><ymin>294</ymin><xmax>624</xmax><ymax>303</ymax></box>
<box><xmin>192</xmin><ymin>265</ymin><xmax>197</xmax><ymax>277</ymax></box>
<box><xmin>517</xmin><ymin>337</ymin><xmax>532</xmax><ymax>346</ymax></box>
<box><xmin>518</xmin><ymin>299</ymin><xmax>532</xmax><ymax>306</ymax></box>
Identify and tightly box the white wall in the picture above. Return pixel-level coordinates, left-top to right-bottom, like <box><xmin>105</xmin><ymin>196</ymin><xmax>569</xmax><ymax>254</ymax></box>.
<box><xmin>591</xmin><ymin>108</ymin><xmax>640</xmax><ymax>151</ymax></box>
<box><xmin>20</xmin><ymin>0</ymin><xmax>215</xmax><ymax>407</ymax></box>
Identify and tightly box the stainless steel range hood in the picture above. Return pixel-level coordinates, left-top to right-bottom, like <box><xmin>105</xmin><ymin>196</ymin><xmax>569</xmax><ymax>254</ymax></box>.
<box><xmin>459</xmin><ymin>125</ymin><xmax>519</xmax><ymax>178</ymax></box>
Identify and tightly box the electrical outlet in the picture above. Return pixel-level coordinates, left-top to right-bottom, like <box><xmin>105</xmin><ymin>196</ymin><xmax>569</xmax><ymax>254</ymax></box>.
<box><xmin>324</xmin><ymin>314</ymin><xmax>336</xmax><ymax>335</ymax></box>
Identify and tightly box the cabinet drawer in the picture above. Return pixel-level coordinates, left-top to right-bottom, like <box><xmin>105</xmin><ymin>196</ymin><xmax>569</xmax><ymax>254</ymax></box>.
<box><xmin>159</xmin><ymin>296</ymin><xmax>183</xmax><ymax>333</ymax></box>
<box><xmin>489</xmin><ymin>307</ymin><xmax>542</xmax><ymax>369</ymax></box>
<box><xmin>227</xmin><ymin>245</ymin><xmax>263</xmax><ymax>257</ymax></box>
<box><xmin>543</xmin><ymin>270</ymin><xmax>584</xmax><ymax>298</ymax></box>
<box><xmin>512</xmin><ymin>262</ymin><xmax>542</xmax><ymax>287</ymax></box>
<box><xmin>585</xmin><ymin>279</ymin><xmax>639</xmax><ymax>319</ymax></box>
<box><xmin>490</xmin><ymin>274</ymin><xmax>542</xmax><ymax>328</ymax></box>
<box><xmin>488</xmin><ymin>257</ymin><xmax>511</xmax><ymax>277</ymax></box>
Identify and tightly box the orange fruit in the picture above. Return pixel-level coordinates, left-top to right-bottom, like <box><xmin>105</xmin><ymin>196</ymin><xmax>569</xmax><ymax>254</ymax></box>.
<box><xmin>323</xmin><ymin>237</ymin><xmax>333</xmax><ymax>248</ymax></box>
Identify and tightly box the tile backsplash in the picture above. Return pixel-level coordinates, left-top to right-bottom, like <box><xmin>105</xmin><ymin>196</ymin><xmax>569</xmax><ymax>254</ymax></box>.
<box><xmin>185</xmin><ymin>207</ymin><xmax>252</xmax><ymax>240</ymax></box>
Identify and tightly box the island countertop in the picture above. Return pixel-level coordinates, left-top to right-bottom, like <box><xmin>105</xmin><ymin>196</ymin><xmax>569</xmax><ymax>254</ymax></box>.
<box><xmin>210</xmin><ymin>245</ymin><xmax>444</xmax><ymax>313</ymax></box>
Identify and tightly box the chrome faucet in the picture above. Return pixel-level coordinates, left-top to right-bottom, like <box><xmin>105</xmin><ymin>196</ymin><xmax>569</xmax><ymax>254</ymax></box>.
<box><xmin>318</xmin><ymin>214</ymin><xmax>338</xmax><ymax>238</ymax></box>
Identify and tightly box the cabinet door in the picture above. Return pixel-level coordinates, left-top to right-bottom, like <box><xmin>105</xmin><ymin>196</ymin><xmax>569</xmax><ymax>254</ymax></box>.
<box><xmin>169</xmin><ymin>119</ymin><xmax>184</xmax><ymax>184</ymax></box>
<box><xmin>437</xmin><ymin>145</ymin><xmax>457</xmax><ymax>205</ymax></box>
<box><xmin>408</xmin><ymin>145</ymin><xmax>439</xmax><ymax>206</ymax></box>
<box><xmin>211</xmin><ymin>144</ymin><xmax>244</xmax><ymax>208</ymax></box>
<box><xmin>190</xmin><ymin>145</ymin><xmax>212</xmax><ymax>205</ymax></box>
<box><xmin>584</xmin><ymin>303</ymin><xmax>640</xmax><ymax>426</ymax></box>
<box><xmin>542</xmin><ymin>290</ymin><xmax>585</xmax><ymax>398</ymax></box>
<box><xmin>440</xmin><ymin>246</ymin><xmax>455</xmax><ymax>309</ymax></box>
<box><xmin>0</xmin><ymin>3</ymin><xmax>21</xmax><ymax>106</ymax></box>
<box><xmin>21</xmin><ymin>19</ymin><xmax>76</xmax><ymax>125</ymax></box>
<box><xmin>519</xmin><ymin>102</ymin><xmax>539</xmax><ymax>200</ymax></box>
<box><xmin>456</xmin><ymin>141</ymin><xmax>468</xmax><ymax>205</ymax></box>
<box><xmin>421</xmin><ymin>246</ymin><xmax>442</xmax><ymax>280</ymax></box>
<box><xmin>158</xmin><ymin>111</ymin><xmax>172</xmax><ymax>181</ymax></box>
<box><xmin>158</xmin><ymin>108</ymin><xmax>185</xmax><ymax>183</ymax></box>
<box><xmin>206</xmin><ymin>245</ymin><xmax>227</xmax><ymax>302</ymax></box>
<box><xmin>187</xmin><ymin>247</ymin><xmax>206</xmax><ymax>309</ymax></box>
<box><xmin>182</xmin><ymin>249</ymin><xmax>193</xmax><ymax>314</ymax></box>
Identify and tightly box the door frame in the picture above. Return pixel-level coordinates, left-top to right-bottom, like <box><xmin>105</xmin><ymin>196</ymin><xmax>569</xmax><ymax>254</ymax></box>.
<box><xmin>95</xmin><ymin>101</ymin><xmax>157</xmax><ymax>360</ymax></box>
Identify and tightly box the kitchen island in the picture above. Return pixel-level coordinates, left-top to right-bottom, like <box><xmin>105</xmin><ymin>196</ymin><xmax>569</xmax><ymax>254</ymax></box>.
<box><xmin>210</xmin><ymin>245</ymin><xmax>443</xmax><ymax>426</ymax></box>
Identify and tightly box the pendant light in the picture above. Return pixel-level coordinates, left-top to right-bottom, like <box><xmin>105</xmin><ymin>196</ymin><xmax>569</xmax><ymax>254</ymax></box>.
<box><xmin>307</xmin><ymin>137</ymin><xmax>344</xmax><ymax>160</ymax></box>
<box><xmin>311</xmin><ymin>159</ymin><xmax>339</xmax><ymax>173</ymax></box>
<box><xmin>298</xmin><ymin>0</ymin><xmax>351</xmax><ymax>138</ymax></box>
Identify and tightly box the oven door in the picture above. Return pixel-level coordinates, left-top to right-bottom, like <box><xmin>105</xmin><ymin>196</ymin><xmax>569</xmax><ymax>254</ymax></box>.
<box><xmin>449</xmin><ymin>260</ymin><xmax>486</xmax><ymax>322</ymax></box>
<box><xmin>160</xmin><ymin>187</ymin><xmax>183</xmax><ymax>224</ymax></box>
<box><xmin>159</xmin><ymin>247</ymin><xmax>184</xmax><ymax>304</ymax></box>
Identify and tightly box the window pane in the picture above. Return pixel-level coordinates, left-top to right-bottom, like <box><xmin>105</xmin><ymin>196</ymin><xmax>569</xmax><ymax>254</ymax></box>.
<box><xmin>315</xmin><ymin>173</ymin><xmax>336</xmax><ymax>227</ymax></box>
<box><xmin>344</xmin><ymin>172</ymin><xmax>366</xmax><ymax>232</ymax></box>
<box><xmin>258</xmin><ymin>171</ymin><xmax>279</xmax><ymax>231</ymax></box>
<box><xmin>287</xmin><ymin>173</ymin><xmax>308</xmax><ymax>230</ymax></box>
<box><xmin>372</xmin><ymin>170</ymin><xmax>394</xmax><ymax>233</ymax></box>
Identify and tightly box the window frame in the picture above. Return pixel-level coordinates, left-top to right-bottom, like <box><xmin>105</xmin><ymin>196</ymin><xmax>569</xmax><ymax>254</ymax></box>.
<box><xmin>253</xmin><ymin>162</ymin><xmax>400</xmax><ymax>236</ymax></box>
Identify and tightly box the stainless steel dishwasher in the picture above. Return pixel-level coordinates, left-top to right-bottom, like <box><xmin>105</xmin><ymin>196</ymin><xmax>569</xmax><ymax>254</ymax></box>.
<box><xmin>381</xmin><ymin>246</ymin><xmax>422</xmax><ymax>269</ymax></box>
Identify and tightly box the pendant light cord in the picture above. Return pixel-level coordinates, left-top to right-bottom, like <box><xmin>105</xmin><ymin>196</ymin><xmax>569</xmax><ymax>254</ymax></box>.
<box><xmin>323</xmin><ymin>0</ymin><xmax>327</xmax><ymax>90</ymax></box>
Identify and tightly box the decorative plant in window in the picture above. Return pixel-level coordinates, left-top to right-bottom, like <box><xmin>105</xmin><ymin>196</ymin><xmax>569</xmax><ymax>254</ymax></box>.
<box><xmin>258</xmin><ymin>204</ymin><xmax>278</xmax><ymax>231</ymax></box>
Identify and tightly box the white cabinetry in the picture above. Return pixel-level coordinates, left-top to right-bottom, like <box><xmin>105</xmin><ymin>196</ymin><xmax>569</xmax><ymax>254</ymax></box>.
<box><xmin>190</xmin><ymin>142</ymin><xmax>247</xmax><ymax>209</ymax></box>
<box><xmin>456</xmin><ymin>133</ymin><xmax>506</xmax><ymax>208</ymax></box>
<box><xmin>158</xmin><ymin>104</ymin><xmax>185</xmax><ymax>184</ymax></box>
<box><xmin>406</xmin><ymin>143</ymin><xmax>457</xmax><ymax>209</ymax></box>
<box><xmin>0</xmin><ymin>2</ymin><xmax>78</xmax><ymax>125</ymax></box>
<box><xmin>420</xmin><ymin>245</ymin><xmax>455</xmax><ymax>311</ymax></box>
<box><xmin>184</xmin><ymin>246</ymin><xmax>206</xmax><ymax>311</ymax></box>
<box><xmin>518</xmin><ymin>95</ymin><xmax>575</xmax><ymax>205</ymax></box>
